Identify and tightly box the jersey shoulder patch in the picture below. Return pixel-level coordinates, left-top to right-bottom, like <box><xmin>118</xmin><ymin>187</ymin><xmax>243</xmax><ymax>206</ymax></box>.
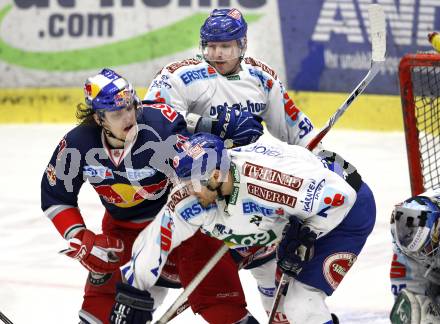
<box><xmin>165</xmin><ymin>58</ymin><xmax>203</xmax><ymax>74</ymax></box>
<box><xmin>244</xmin><ymin>57</ymin><xmax>278</xmax><ymax>80</ymax></box>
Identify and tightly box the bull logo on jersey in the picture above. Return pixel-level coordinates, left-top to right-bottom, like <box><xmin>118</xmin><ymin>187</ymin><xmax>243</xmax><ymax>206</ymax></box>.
<box><xmin>94</xmin><ymin>179</ymin><xmax>168</xmax><ymax>207</ymax></box>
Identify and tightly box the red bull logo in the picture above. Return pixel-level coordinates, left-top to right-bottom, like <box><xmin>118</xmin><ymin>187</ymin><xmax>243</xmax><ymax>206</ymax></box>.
<box><xmin>94</xmin><ymin>179</ymin><xmax>168</xmax><ymax>207</ymax></box>
<box><xmin>114</xmin><ymin>88</ymin><xmax>132</xmax><ymax>107</ymax></box>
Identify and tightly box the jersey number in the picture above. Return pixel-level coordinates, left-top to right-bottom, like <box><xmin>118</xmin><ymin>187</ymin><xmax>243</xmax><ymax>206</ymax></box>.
<box><xmin>150</xmin><ymin>104</ymin><xmax>178</xmax><ymax>122</ymax></box>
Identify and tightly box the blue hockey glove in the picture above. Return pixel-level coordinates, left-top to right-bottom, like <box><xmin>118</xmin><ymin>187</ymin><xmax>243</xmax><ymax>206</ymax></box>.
<box><xmin>277</xmin><ymin>217</ymin><xmax>317</xmax><ymax>277</ymax></box>
<box><xmin>214</xmin><ymin>106</ymin><xmax>264</xmax><ymax>147</ymax></box>
<box><xmin>110</xmin><ymin>282</ymin><xmax>154</xmax><ymax>324</ymax></box>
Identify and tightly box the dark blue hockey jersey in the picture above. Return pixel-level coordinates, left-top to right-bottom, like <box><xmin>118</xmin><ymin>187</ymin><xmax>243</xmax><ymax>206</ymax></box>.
<box><xmin>41</xmin><ymin>102</ymin><xmax>189</xmax><ymax>239</ymax></box>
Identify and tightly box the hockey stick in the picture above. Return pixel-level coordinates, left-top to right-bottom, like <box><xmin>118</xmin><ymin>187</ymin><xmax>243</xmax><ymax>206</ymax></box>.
<box><xmin>268</xmin><ymin>5</ymin><xmax>386</xmax><ymax>323</ymax></box>
<box><xmin>0</xmin><ymin>311</ymin><xmax>13</xmax><ymax>324</ymax></box>
<box><xmin>155</xmin><ymin>244</ymin><xmax>229</xmax><ymax>324</ymax></box>
<box><xmin>267</xmin><ymin>273</ymin><xmax>290</xmax><ymax>323</ymax></box>
<box><xmin>306</xmin><ymin>3</ymin><xmax>386</xmax><ymax>151</ymax></box>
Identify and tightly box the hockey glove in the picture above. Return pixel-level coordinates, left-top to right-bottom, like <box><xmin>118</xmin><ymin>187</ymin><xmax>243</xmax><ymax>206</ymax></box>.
<box><xmin>277</xmin><ymin>217</ymin><xmax>317</xmax><ymax>277</ymax></box>
<box><xmin>60</xmin><ymin>229</ymin><xmax>124</xmax><ymax>274</ymax></box>
<box><xmin>214</xmin><ymin>106</ymin><xmax>264</xmax><ymax>147</ymax></box>
<box><xmin>110</xmin><ymin>282</ymin><xmax>154</xmax><ymax>324</ymax></box>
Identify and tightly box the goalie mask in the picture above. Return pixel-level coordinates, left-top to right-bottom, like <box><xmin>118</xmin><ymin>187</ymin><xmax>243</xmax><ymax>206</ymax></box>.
<box><xmin>392</xmin><ymin>196</ymin><xmax>440</xmax><ymax>265</ymax></box>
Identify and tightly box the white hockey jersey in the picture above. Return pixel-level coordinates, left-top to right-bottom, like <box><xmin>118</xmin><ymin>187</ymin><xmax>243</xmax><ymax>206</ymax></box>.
<box><xmin>122</xmin><ymin>135</ymin><xmax>357</xmax><ymax>290</ymax></box>
<box><xmin>390</xmin><ymin>188</ymin><xmax>440</xmax><ymax>298</ymax></box>
<box><xmin>144</xmin><ymin>57</ymin><xmax>315</xmax><ymax>146</ymax></box>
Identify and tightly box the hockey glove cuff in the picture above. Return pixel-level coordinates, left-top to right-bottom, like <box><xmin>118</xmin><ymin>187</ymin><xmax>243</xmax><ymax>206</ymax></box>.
<box><xmin>110</xmin><ymin>282</ymin><xmax>154</xmax><ymax>324</ymax></box>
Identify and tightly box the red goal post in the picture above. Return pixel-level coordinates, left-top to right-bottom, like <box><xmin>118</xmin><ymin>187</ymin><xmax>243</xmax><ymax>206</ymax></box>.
<box><xmin>399</xmin><ymin>53</ymin><xmax>440</xmax><ymax>196</ymax></box>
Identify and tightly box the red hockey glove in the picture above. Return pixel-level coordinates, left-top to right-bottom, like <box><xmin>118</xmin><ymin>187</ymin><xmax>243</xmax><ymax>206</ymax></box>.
<box><xmin>60</xmin><ymin>229</ymin><xmax>124</xmax><ymax>274</ymax></box>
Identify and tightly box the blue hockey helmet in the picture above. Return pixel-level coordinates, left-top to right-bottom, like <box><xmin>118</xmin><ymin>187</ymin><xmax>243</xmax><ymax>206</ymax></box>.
<box><xmin>200</xmin><ymin>8</ymin><xmax>247</xmax><ymax>43</ymax></box>
<box><xmin>84</xmin><ymin>68</ymin><xmax>139</xmax><ymax>113</ymax></box>
<box><xmin>173</xmin><ymin>133</ymin><xmax>230</xmax><ymax>182</ymax></box>
<box><xmin>392</xmin><ymin>196</ymin><xmax>440</xmax><ymax>263</ymax></box>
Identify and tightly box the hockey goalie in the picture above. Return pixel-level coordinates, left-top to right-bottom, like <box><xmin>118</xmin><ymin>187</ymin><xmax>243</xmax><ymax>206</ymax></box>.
<box><xmin>390</xmin><ymin>189</ymin><xmax>440</xmax><ymax>324</ymax></box>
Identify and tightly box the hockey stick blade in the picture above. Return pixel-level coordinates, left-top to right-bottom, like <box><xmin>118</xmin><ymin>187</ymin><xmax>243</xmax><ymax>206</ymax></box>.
<box><xmin>369</xmin><ymin>4</ymin><xmax>386</xmax><ymax>62</ymax></box>
<box><xmin>306</xmin><ymin>4</ymin><xmax>386</xmax><ymax>151</ymax></box>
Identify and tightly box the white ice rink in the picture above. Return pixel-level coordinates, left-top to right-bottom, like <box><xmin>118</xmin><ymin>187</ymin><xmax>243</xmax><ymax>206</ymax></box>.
<box><xmin>0</xmin><ymin>125</ymin><xmax>410</xmax><ymax>323</ymax></box>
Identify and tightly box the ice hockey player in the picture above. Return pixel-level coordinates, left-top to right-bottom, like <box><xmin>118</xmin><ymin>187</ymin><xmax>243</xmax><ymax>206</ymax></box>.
<box><xmin>144</xmin><ymin>8</ymin><xmax>318</xmax><ymax>321</ymax></box>
<box><xmin>111</xmin><ymin>132</ymin><xmax>377</xmax><ymax>324</ymax></box>
<box><xmin>389</xmin><ymin>189</ymin><xmax>440</xmax><ymax>324</ymax></box>
<box><xmin>40</xmin><ymin>68</ymin><xmax>262</xmax><ymax>324</ymax></box>
<box><xmin>145</xmin><ymin>8</ymin><xmax>314</xmax><ymax>146</ymax></box>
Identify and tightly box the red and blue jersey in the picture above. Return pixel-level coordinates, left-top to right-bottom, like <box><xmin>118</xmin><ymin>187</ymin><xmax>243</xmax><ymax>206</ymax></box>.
<box><xmin>41</xmin><ymin>102</ymin><xmax>189</xmax><ymax>239</ymax></box>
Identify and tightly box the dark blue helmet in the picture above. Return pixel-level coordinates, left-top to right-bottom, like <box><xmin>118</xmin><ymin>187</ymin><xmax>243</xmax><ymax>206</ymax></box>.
<box><xmin>84</xmin><ymin>68</ymin><xmax>138</xmax><ymax>112</ymax></box>
<box><xmin>174</xmin><ymin>133</ymin><xmax>230</xmax><ymax>181</ymax></box>
<box><xmin>392</xmin><ymin>196</ymin><xmax>440</xmax><ymax>264</ymax></box>
<box><xmin>200</xmin><ymin>8</ymin><xmax>247</xmax><ymax>43</ymax></box>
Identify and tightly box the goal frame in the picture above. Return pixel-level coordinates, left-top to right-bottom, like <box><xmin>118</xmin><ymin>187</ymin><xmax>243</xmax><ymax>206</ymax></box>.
<box><xmin>399</xmin><ymin>53</ymin><xmax>440</xmax><ymax>196</ymax></box>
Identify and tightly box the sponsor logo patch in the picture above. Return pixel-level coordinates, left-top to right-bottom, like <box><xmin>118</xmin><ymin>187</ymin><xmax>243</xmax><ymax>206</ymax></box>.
<box><xmin>390</xmin><ymin>253</ymin><xmax>407</xmax><ymax>279</ymax></box>
<box><xmin>244</xmin><ymin>57</ymin><xmax>278</xmax><ymax>80</ymax></box>
<box><xmin>83</xmin><ymin>165</ymin><xmax>114</xmax><ymax>179</ymax></box>
<box><xmin>167</xmin><ymin>187</ymin><xmax>191</xmax><ymax>212</ymax></box>
<box><xmin>300</xmin><ymin>179</ymin><xmax>325</xmax><ymax>213</ymax></box>
<box><xmin>323</xmin><ymin>252</ymin><xmax>357</xmax><ymax>290</ymax></box>
<box><xmin>243</xmin><ymin>162</ymin><xmax>303</xmax><ymax>191</ymax></box>
<box><xmin>210</xmin><ymin>101</ymin><xmax>266</xmax><ymax>116</ymax></box>
<box><xmin>242</xmin><ymin>199</ymin><xmax>284</xmax><ymax>218</ymax></box>
<box><xmin>179</xmin><ymin>67</ymin><xmax>217</xmax><ymax>85</ymax></box>
<box><xmin>125</xmin><ymin>167</ymin><xmax>156</xmax><ymax>181</ymax></box>
<box><xmin>317</xmin><ymin>187</ymin><xmax>347</xmax><ymax>217</ymax></box>
<box><xmin>46</xmin><ymin>163</ymin><xmax>56</xmax><ymax>186</ymax></box>
<box><xmin>223</xmin><ymin>230</ymin><xmax>277</xmax><ymax>247</ymax></box>
<box><xmin>177</xmin><ymin>201</ymin><xmax>210</xmax><ymax>221</ymax></box>
<box><xmin>166</xmin><ymin>58</ymin><xmax>202</xmax><ymax>74</ymax></box>
<box><xmin>247</xmin><ymin>183</ymin><xmax>296</xmax><ymax>208</ymax></box>
<box><xmin>233</xmin><ymin>144</ymin><xmax>281</xmax><ymax>157</ymax></box>
<box><xmin>56</xmin><ymin>137</ymin><xmax>67</xmax><ymax>161</ymax></box>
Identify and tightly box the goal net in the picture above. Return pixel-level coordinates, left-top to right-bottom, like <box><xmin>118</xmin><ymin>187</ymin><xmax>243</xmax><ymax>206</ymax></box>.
<box><xmin>399</xmin><ymin>53</ymin><xmax>440</xmax><ymax>195</ymax></box>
